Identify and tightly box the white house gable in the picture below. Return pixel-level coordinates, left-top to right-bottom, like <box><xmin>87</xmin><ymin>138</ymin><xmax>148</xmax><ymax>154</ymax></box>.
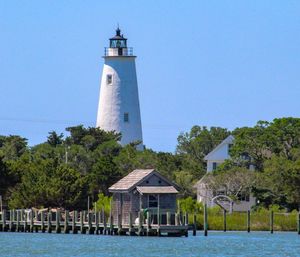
<box><xmin>204</xmin><ymin>135</ymin><xmax>234</xmax><ymax>172</ymax></box>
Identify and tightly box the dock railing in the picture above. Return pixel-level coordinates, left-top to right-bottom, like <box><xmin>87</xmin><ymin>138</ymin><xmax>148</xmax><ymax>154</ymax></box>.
<box><xmin>1</xmin><ymin>208</ymin><xmax>299</xmax><ymax>236</ymax></box>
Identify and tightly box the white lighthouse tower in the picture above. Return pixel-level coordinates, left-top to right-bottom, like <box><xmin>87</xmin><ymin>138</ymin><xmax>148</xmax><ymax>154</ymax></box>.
<box><xmin>96</xmin><ymin>28</ymin><xmax>143</xmax><ymax>150</ymax></box>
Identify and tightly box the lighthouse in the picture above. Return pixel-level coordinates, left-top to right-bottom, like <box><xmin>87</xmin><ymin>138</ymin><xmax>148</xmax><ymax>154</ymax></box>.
<box><xmin>96</xmin><ymin>28</ymin><xmax>143</xmax><ymax>150</ymax></box>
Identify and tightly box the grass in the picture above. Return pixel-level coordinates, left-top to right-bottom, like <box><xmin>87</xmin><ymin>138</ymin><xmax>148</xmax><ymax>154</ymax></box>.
<box><xmin>189</xmin><ymin>211</ymin><xmax>298</xmax><ymax>231</ymax></box>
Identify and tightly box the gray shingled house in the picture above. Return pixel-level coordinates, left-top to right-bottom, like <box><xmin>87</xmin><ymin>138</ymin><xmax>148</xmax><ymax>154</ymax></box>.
<box><xmin>109</xmin><ymin>169</ymin><xmax>180</xmax><ymax>225</ymax></box>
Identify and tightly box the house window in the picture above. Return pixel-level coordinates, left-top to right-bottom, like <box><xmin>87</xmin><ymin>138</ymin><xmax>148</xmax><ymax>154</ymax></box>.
<box><xmin>228</xmin><ymin>144</ymin><xmax>233</xmax><ymax>152</ymax></box>
<box><xmin>124</xmin><ymin>113</ymin><xmax>129</xmax><ymax>122</ymax></box>
<box><xmin>237</xmin><ymin>192</ymin><xmax>250</xmax><ymax>202</ymax></box>
<box><xmin>212</xmin><ymin>162</ymin><xmax>217</xmax><ymax>170</ymax></box>
<box><xmin>106</xmin><ymin>74</ymin><xmax>112</xmax><ymax>85</ymax></box>
<box><xmin>148</xmin><ymin>195</ymin><xmax>158</xmax><ymax>208</ymax></box>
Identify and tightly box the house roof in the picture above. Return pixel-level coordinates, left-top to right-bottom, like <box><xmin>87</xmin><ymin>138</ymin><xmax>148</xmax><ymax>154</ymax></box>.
<box><xmin>109</xmin><ymin>169</ymin><xmax>154</xmax><ymax>192</ymax></box>
<box><xmin>136</xmin><ymin>186</ymin><xmax>178</xmax><ymax>194</ymax></box>
<box><xmin>109</xmin><ymin>169</ymin><xmax>180</xmax><ymax>193</ymax></box>
<box><xmin>204</xmin><ymin>135</ymin><xmax>234</xmax><ymax>161</ymax></box>
<box><xmin>193</xmin><ymin>174</ymin><xmax>210</xmax><ymax>188</ymax></box>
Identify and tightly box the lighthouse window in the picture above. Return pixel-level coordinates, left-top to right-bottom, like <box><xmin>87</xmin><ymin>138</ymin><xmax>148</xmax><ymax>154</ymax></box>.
<box><xmin>124</xmin><ymin>113</ymin><xmax>129</xmax><ymax>122</ymax></box>
<box><xmin>106</xmin><ymin>74</ymin><xmax>112</xmax><ymax>85</ymax></box>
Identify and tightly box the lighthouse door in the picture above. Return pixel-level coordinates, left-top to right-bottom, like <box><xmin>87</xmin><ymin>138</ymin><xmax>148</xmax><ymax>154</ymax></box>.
<box><xmin>118</xmin><ymin>48</ymin><xmax>123</xmax><ymax>56</ymax></box>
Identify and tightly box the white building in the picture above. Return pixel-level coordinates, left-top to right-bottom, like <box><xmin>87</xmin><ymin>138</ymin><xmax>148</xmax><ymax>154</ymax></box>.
<box><xmin>204</xmin><ymin>135</ymin><xmax>234</xmax><ymax>172</ymax></box>
<box><xmin>195</xmin><ymin>135</ymin><xmax>256</xmax><ymax>212</ymax></box>
<box><xmin>96</xmin><ymin>28</ymin><xmax>143</xmax><ymax>150</ymax></box>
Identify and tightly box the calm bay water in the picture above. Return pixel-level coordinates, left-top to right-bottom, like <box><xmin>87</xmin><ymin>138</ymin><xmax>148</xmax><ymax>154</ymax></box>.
<box><xmin>0</xmin><ymin>231</ymin><xmax>299</xmax><ymax>257</ymax></box>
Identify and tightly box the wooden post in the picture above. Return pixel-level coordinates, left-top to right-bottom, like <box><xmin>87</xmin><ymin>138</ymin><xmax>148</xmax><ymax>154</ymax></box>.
<box><xmin>103</xmin><ymin>209</ymin><xmax>107</xmax><ymax>235</ymax></box>
<box><xmin>83</xmin><ymin>210</ymin><xmax>87</xmax><ymax>223</ymax></box>
<box><xmin>47</xmin><ymin>211</ymin><xmax>52</xmax><ymax>233</ymax></box>
<box><xmin>98</xmin><ymin>211</ymin><xmax>103</xmax><ymax>234</ymax></box>
<box><xmin>56</xmin><ymin>210</ymin><xmax>61</xmax><ymax>233</ymax></box>
<box><xmin>19</xmin><ymin>210</ymin><xmax>23</xmax><ymax>232</ymax></box>
<box><xmin>117</xmin><ymin>213</ymin><xmax>122</xmax><ymax>235</ymax></box>
<box><xmin>184</xmin><ymin>212</ymin><xmax>189</xmax><ymax>226</ymax></box>
<box><xmin>138</xmin><ymin>211</ymin><xmax>143</xmax><ymax>236</ymax></box>
<box><xmin>88</xmin><ymin>211</ymin><xmax>93</xmax><ymax>234</ymax></box>
<box><xmin>297</xmin><ymin>212</ymin><xmax>300</xmax><ymax>235</ymax></box>
<box><xmin>167</xmin><ymin>212</ymin><xmax>171</xmax><ymax>226</ymax></box>
<box><xmin>0</xmin><ymin>209</ymin><xmax>2</xmax><ymax>232</ymax></box>
<box><xmin>204</xmin><ymin>203</ymin><xmax>208</xmax><ymax>236</ymax></box>
<box><xmin>223</xmin><ymin>209</ymin><xmax>227</xmax><ymax>232</ymax></box>
<box><xmin>157</xmin><ymin>194</ymin><xmax>161</xmax><ymax>237</ymax></box>
<box><xmin>95</xmin><ymin>211</ymin><xmax>99</xmax><ymax>235</ymax></box>
<box><xmin>128</xmin><ymin>212</ymin><xmax>134</xmax><ymax>236</ymax></box>
<box><xmin>109</xmin><ymin>199</ymin><xmax>114</xmax><ymax>235</ymax></box>
<box><xmin>9</xmin><ymin>210</ymin><xmax>13</xmax><ymax>232</ymax></box>
<box><xmin>23</xmin><ymin>211</ymin><xmax>29</xmax><ymax>232</ymax></box>
<box><xmin>175</xmin><ymin>213</ymin><xmax>179</xmax><ymax>226</ymax></box>
<box><xmin>64</xmin><ymin>210</ymin><xmax>69</xmax><ymax>234</ymax></box>
<box><xmin>80</xmin><ymin>211</ymin><xmax>84</xmax><ymax>234</ymax></box>
<box><xmin>72</xmin><ymin>211</ymin><xmax>77</xmax><ymax>234</ymax></box>
<box><xmin>2</xmin><ymin>209</ymin><xmax>7</xmax><ymax>232</ymax></box>
<box><xmin>270</xmin><ymin>210</ymin><xmax>274</xmax><ymax>234</ymax></box>
<box><xmin>193</xmin><ymin>213</ymin><xmax>197</xmax><ymax>236</ymax></box>
<box><xmin>247</xmin><ymin>210</ymin><xmax>250</xmax><ymax>233</ymax></box>
<box><xmin>16</xmin><ymin>210</ymin><xmax>20</xmax><ymax>232</ymax></box>
<box><xmin>34</xmin><ymin>210</ymin><xmax>39</xmax><ymax>232</ymax></box>
<box><xmin>146</xmin><ymin>211</ymin><xmax>151</xmax><ymax>236</ymax></box>
<box><xmin>41</xmin><ymin>211</ymin><xmax>45</xmax><ymax>233</ymax></box>
<box><xmin>30</xmin><ymin>210</ymin><xmax>34</xmax><ymax>233</ymax></box>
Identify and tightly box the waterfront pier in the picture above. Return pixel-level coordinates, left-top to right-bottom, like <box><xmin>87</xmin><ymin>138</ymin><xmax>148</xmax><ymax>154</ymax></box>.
<box><xmin>0</xmin><ymin>209</ymin><xmax>190</xmax><ymax>237</ymax></box>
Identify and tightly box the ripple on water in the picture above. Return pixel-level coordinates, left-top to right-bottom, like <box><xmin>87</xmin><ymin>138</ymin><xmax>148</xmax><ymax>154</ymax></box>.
<box><xmin>0</xmin><ymin>231</ymin><xmax>299</xmax><ymax>257</ymax></box>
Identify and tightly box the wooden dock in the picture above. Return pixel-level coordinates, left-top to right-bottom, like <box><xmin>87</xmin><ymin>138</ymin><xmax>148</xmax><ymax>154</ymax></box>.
<box><xmin>0</xmin><ymin>209</ymin><xmax>190</xmax><ymax>237</ymax></box>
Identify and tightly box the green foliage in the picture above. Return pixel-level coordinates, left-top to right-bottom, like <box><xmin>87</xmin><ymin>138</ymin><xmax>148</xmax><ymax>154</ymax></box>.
<box><xmin>193</xmin><ymin>206</ymin><xmax>297</xmax><ymax>231</ymax></box>
<box><xmin>260</xmin><ymin>152</ymin><xmax>300</xmax><ymax>210</ymax></box>
<box><xmin>178</xmin><ymin>197</ymin><xmax>202</xmax><ymax>213</ymax></box>
<box><xmin>1</xmin><ymin>117</ymin><xmax>300</xmax><ymax>211</ymax></box>
<box><xmin>93</xmin><ymin>193</ymin><xmax>112</xmax><ymax>216</ymax></box>
<box><xmin>47</xmin><ymin>131</ymin><xmax>64</xmax><ymax>147</ymax></box>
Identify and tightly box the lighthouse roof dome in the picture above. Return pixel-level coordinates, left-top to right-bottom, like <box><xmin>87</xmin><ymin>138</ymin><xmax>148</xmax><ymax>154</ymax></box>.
<box><xmin>109</xmin><ymin>27</ymin><xmax>127</xmax><ymax>40</ymax></box>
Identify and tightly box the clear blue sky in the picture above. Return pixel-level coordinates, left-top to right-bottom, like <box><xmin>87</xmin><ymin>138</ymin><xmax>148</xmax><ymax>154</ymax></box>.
<box><xmin>0</xmin><ymin>0</ymin><xmax>299</xmax><ymax>152</ymax></box>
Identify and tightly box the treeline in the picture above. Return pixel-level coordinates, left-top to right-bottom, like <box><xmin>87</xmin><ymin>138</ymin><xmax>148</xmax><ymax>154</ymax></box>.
<box><xmin>0</xmin><ymin>117</ymin><xmax>299</xmax><ymax>211</ymax></box>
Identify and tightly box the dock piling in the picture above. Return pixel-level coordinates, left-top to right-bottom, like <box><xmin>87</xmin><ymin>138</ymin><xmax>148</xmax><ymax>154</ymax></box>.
<box><xmin>223</xmin><ymin>209</ymin><xmax>227</xmax><ymax>232</ymax></box>
<box><xmin>102</xmin><ymin>209</ymin><xmax>107</xmax><ymax>235</ymax></box>
<box><xmin>64</xmin><ymin>210</ymin><xmax>69</xmax><ymax>234</ymax></box>
<box><xmin>146</xmin><ymin>211</ymin><xmax>151</xmax><ymax>236</ymax></box>
<box><xmin>138</xmin><ymin>211</ymin><xmax>143</xmax><ymax>236</ymax></box>
<box><xmin>56</xmin><ymin>210</ymin><xmax>61</xmax><ymax>234</ymax></box>
<box><xmin>247</xmin><ymin>210</ymin><xmax>250</xmax><ymax>233</ymax></box>
<box><xmin>270</xmin><ymin>210</ymin><xmax>274</xmax><ymax>234</ymax></box>
<box><xmin>88</xmin><ymin>212</ymin><xmax>93</xmax><ymax>234</ymax></box>
<box><xmin>297</xmin><ymin>212</ymin><xmax>300</xmax><ymax>235</ymax></box>
<box><xmin>95</xmin><ymin>211</ymin><xmax>99</xmax><ymax>234</ymax></box>
<box><xmin>204</xmin><ymin>203</ymin><xmax>208</xmax><ymax>236</ymax></box>
<box><xmin>30</xmin><ymin>210</ymin><xmax>34</xmax><ymax>233</ymax></box>
<box><xmin>128</xmin><ymin>212</ymin><xmax>134</xmax><ymax>236</ymax></box>
<box><xmin>193</xmin><ymin>214</ymin><xmax>197</xmax><ymax>236</ymax></box>
<box><xmin>80</xmin><ymin>211</ymin><xmax>84</xmax><ymax>234</ymax></box>
<box><xmin>72</xmin><ymin>211</ymin><xmax>77</xmax><ymax>234</ymax></box>
<box><xmin>16</xmin><ymin>210</ymin><xmax>20</xmax><ymax>232</ymax></box>
<box><xmin>47</xmin><ymin>211</ymin><xmax>52</xmax><ymax>233</ymax></box>
<box><xmin>41</xmin><ymin>211</ymin><xmax>45</xmax><ymax>233</ymax></box>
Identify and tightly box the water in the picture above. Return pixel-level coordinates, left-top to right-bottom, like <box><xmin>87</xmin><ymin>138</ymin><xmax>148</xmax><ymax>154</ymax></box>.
<box><xmin>0</xmin><ymin>231</ymin><xmax>299</xmax><ymax>257</ymax></box>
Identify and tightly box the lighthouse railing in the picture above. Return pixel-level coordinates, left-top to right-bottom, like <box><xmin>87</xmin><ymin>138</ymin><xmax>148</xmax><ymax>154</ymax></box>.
<box><xmin>104</xmin><ymin>47</ymin><xmax>133</xmax><ymax>56</ymax></box>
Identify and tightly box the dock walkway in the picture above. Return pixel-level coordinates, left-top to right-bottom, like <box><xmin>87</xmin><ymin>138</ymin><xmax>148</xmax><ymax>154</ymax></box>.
<box><xmin>0</xmin><ymin>209</ymin><xmax>190</xmax><ymax>237</ymax></box>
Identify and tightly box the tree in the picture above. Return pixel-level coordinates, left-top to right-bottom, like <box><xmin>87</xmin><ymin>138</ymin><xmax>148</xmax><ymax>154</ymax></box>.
<box><xmin>0</xmin><ymin>135</ymin><xmax>28</xmax><ymax>161</ymax></box>
<box><xmin>176</xmin><ymin>126</ymin><xmax>231</xmax><ymax>179</ymax></box>
<box><xmin>47</xmin><ymin>131</ymin><xmax>64</xmax><ymax>147</ymax></box>
<box><xmin>260</xmin><ymin>150</ymin><xmax>300</xmax><ymax>210</ymax></box>
<box><xmin>203</xmin><ymin>167</ymin><xmax>256</xmax><ymax>202</ymax></box>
